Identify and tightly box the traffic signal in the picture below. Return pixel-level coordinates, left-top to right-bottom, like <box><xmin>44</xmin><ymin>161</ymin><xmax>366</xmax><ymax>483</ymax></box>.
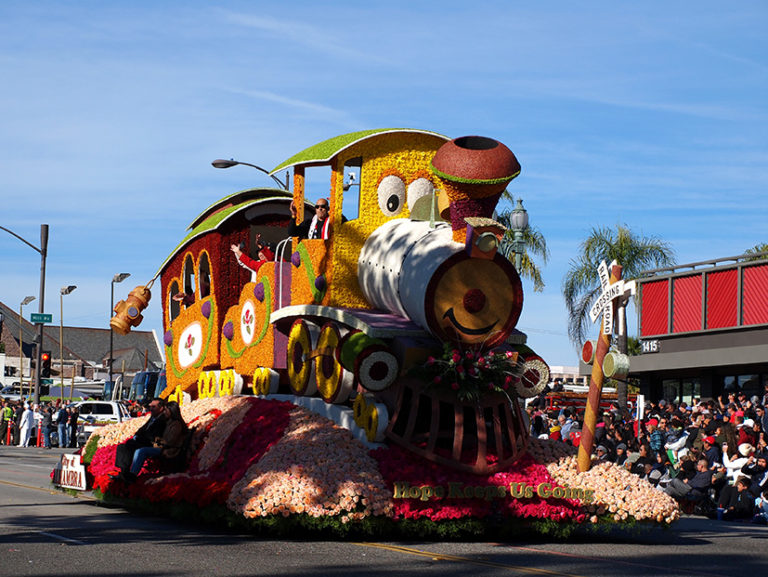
<box><xmin>41</xmin><ymin>351</ymin><xmax>51</xmax><ymax>378</ymax></box>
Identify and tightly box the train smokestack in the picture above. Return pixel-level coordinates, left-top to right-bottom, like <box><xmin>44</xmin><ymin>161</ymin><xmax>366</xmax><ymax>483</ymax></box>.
<box><xmin>430</xmin><ymin>136</ymin><xmax>520</xmax><ymax>243</ymax></box>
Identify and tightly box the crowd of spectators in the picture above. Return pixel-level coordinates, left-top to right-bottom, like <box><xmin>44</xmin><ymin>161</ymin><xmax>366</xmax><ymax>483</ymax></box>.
<box><xmin>527</xmin><ymin>384</ymin><xmax>768</xmax><ymax>524</ymax></box>
<box><xmin>0</xmin><ymin>396</ymin><xmax>151</xmax><ymax>449</ymax></box>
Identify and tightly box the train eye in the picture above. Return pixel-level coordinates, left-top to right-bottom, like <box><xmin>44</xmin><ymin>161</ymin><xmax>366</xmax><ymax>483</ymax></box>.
<box><xmin>377</xmin><ymin>175</ymin><xmax>405</xmax><ymax>216</ymax></box>
<box><xmin>407</xmin><ymin>178</ymin><xmax>434</xmax><ymax>211</ymax></box>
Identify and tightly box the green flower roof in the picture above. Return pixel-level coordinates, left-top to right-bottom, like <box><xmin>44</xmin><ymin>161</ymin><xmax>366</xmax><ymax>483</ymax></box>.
<box><xmin>270</xmin><ymin>128</ymin><xmax>447</xmax><ymax>174</ymax></box>
<box><xmin>156</xmin><ymin>190</ymin><xmax>296</xmax><ymax>277</ymax></box>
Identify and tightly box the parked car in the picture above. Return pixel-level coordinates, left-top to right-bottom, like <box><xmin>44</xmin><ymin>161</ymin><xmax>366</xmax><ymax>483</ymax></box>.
<box><xmin>74</xmin><ymin>400</ymin><xmax>131</xmax><ymax>445</ymax></box>
<box><xmin>0</xmin><ymin>385</ymin><xmax>24</xmax><ymax>401</ymax></box>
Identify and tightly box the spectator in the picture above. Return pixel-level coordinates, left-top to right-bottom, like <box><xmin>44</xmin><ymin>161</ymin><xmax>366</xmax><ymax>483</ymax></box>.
<box><xmin>12</xmin><ymin>402</ymin><xmax>22</xmax><ymax>445</ymax></box>
<box><xmin>629</xmin><ymin>443</ymin><xmax>654</xmax><ymax>476</ymax></box>
<box><xmin>40</xmin><ymin>406</ymin><xmax>53</xmax><ymax>449</ymax></box>
<box><xmin>717</xmin><ymin>477</ymin><xmax>754</xmax><ymax>521</ymax></box>
<box><xmin>721</xmin><ymin>442</ymin><xmax>753</xmax><ymax>485</ymax></box>
<box><xmin>738</xmin><ymin>418</ymin><xmax>758</xmax><ymax>446</ymax></box>
<box><xmin>755</xmin><ymin>405</ymin><xmax>768</xmax><ymax>435</ymax></box>
<box><xmin>614</xmin><ymin>443</ymin><xmax>628</xmax><ymax>466</ymax></box>
<box><xmin>647</xmin><ymin>419</ymin><xmax>665</xmax><ymax>456</ymax></box>
<box><xmin>741</xmin><ymin>452</ymin><xmax>768</xmax><ymax>498</ymax></box>
<box><xmin>702</xmin><ymin>436</ymin><xmax>722</xmax><ymax>469</ymax></box>
<box><xmin>558</xmin><ymin>412</ymin><xmax>574</xmax><ymax>443</ymax></box>
<box><xmin>665</xmin><ymin>458</ymin><xmax>713</xmax><ymax>501</ymax></box>
<box><xmin>18</xmin><ymin>403</ymin><xmax>34</xmax><ymax>447</ymax></box>
<box><xmin>56</xmin><ymin>404</ymin><xmax>68</xmax><ymax>448</ymax></box>
<box><xmin>67</xmin><ymin>405</ymin><xmax>79</xmax><ymax>448</ymax></box>
<box><xmin>0</xmin><ymin>400</ymin><xmax>12</xmax><ymax>445</ymax></box>
<box><xmin>753</xmin><ymin>488</ymin><xmax>768</xmax><ymax>525</ymax></box>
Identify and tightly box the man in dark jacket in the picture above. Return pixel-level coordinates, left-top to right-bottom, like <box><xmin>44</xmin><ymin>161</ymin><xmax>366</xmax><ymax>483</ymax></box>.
<box><xmin>40</xmin><ymin>406</ymin><xmax>53</xmax><ymax>449</ymax></box>
<box><xmin>741</xmin><ymin>452</ymin><xmax>768</xmax><ymax>498</ymax></box>
<box><xmin>665</xmin><ymin>458</ymin><xmax>713</xmax><ymax>500</ymax></box>
<box><xmin>114</xmin><ymin>398</ymin><xmax>167</xmax><ymax>480</ymax></box>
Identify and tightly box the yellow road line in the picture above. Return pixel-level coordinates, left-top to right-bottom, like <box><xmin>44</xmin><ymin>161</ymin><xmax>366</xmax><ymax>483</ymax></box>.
<box><xmin>355</xmin><ymin>542</ymin><xmax>585</xmax><ymax>576</ymax></box>
<box><xmin>0</xmin><ymin>478</ymin><xmax>96</xmax><ymax>500</ymax></box>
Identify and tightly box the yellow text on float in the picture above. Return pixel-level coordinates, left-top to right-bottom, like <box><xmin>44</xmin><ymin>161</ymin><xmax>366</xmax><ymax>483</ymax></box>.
<box><xmin>392</xmin><ymin>481</ymin><xmax>595</xmax><ymax>503</ymax></box>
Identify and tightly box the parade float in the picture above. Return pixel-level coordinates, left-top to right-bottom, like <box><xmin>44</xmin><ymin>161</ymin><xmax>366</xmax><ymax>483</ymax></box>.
<box><xmin>78</xmin><ymin>129</ymin><xmax>679</xmax><ymax>538</ymax></box>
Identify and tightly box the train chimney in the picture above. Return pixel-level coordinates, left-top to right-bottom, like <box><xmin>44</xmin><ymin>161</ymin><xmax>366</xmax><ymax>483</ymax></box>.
<box><xmin>430</xmin><ymin>136</ymin><xmax>520</xmax><ymax>243</ymax></box>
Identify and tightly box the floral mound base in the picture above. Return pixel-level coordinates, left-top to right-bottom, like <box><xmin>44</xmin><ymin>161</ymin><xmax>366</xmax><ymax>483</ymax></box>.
<box><xmin>79</xmin><ymin>397</ymin><xmax>680</xmax><ymax>538</ymax></box>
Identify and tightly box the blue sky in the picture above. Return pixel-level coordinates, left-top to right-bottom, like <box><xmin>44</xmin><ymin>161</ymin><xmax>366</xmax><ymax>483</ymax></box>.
<box><xmin>1</xmin><ymin>1</ymin><xmax>766</xmax><ymax>366</ymax></box>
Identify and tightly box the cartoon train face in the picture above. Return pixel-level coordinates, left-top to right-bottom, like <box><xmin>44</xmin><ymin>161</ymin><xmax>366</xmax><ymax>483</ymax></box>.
<box><xmin>357</xmin><ymin>219</ymin><xmax>523</xmax><ymax>348</ymax></box>
<box><xmin>135</xmin><ymin>129</ymin><xmax>550</xmax><ymax>473</ymax></box>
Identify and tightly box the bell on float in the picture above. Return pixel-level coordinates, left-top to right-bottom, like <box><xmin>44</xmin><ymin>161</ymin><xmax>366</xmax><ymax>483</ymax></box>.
<box><xmin>110</xmin><ymin>285</ymin><xmax>152</xmax><ymax>335</ymax></box>
<box><xmin>603</xmin><ymin>351</ymin><xmax>630</xmax><ymax>379</ymax></box>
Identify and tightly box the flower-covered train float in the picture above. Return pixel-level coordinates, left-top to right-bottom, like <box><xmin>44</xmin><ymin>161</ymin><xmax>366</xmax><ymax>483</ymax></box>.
<box><xmin>95</xmin><ymin>129</ymin><xmax>679</xmax><ymax>537</ymax></box>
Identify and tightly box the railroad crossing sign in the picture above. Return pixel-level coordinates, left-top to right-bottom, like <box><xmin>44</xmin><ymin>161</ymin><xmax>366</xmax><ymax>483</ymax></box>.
<box><xmin>588</xmin><ymin>260</ymin><xmax>636</xmax><ymax>335</ymax></box>
<box><xmin>30</xmin><ymin>312</ymin><xmax>53</xmax><ymax>324</ymax></box>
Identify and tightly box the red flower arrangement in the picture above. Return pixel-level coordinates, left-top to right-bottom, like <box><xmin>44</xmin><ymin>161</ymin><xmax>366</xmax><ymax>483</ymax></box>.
<box><xmin>371</xmin><ymin>444</ymin><xmax>583</xmax><ymax>523</ymax></box>
<box><xmin>81</xmin><ymin>396</ymin><xmax>676</xmax><ymax>530</ymax></box>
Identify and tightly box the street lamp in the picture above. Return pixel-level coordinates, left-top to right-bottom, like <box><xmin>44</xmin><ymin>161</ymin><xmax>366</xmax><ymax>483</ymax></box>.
<box><xmin>109</xmin><ymin>273</ymin><xmax>130</xmax><ymax>387</ymax></box>
<box><xmin>0</xmin><ymin>224</ymin><xmax>48</xmax><ymax>405</ymax></box>
<box><xmin>211</xmin><ymin>158</ymin><xmax>289</xmax><ymax>190</ymax></box>
<box><xmin>19</xmin><ymin>295</ymin><xmax>35</xmax><ymax>397</ymax></box>
<box><xmin>60</xmin><ymin>285</ymin><xmax>76</xmax><ymax>401</ymax></box>
<box><xmin>510</xmin><ymin>198</ymin><xmax>529</xmax><ymax>272</ymax></box>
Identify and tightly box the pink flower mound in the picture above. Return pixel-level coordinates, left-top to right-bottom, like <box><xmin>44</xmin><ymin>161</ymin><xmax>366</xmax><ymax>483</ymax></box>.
<box><xmin>90</xmin><ymin>397</ymin><xmax>292</xmax><ymax>505</ymax></box>
<box><xmin>228</xmin><ymin>407</ymin><xmax>392</xmax><ymax>521</ymax></box>
<box><xmin>371</xmin><ymin>444</ymin><xmax>584</xmax><ymax>523</ymax></box>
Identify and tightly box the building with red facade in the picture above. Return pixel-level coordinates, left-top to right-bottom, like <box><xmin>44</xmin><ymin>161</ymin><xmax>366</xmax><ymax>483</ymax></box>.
<box><xmin>630</xmin><ymin>252</ymin><xmax>768</xmax><ymax>403</ymax></box>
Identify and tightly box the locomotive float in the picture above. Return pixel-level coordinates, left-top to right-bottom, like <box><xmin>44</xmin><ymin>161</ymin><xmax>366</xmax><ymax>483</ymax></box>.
<box><xmin>113</xmin><ymin>129</ymin><xmax>550</xmax><ymax>473</ymax></box>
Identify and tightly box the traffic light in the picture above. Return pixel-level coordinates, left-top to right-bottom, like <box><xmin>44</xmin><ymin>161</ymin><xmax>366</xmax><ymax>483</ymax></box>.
<box><xmin>41</xmin><ymin>351</ymin><xmax>51</xmax><ymax>378</ymax></box>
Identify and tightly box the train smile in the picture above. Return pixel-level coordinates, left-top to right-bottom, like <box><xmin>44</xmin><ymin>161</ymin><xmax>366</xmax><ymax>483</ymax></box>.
<box><xmin>442</xmin><ymin>308</ymin><xmax>498</xmax><ymax>336</ymax></box>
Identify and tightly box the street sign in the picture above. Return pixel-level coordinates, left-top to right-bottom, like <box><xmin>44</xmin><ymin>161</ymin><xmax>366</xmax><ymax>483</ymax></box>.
<box><xmin>30</xmin><ymin>313</ymin><xmax>53</xmax><ymax>323</ymax></box>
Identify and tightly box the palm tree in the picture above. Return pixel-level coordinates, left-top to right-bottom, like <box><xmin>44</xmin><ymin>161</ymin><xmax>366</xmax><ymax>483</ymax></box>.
<box><xmin>744</xmin><ymin>243</ymin><xmax>768</xmax><ymax>261</ymax></box>
<box><xmin>562</xmin><ymin>225</ymin><xmax>674</xmax><ymax>411</ymax></box>
<box><xmin>496</xmin><ymin>198</ymin><xmax>550</xmax><ymax>292</ymax></box>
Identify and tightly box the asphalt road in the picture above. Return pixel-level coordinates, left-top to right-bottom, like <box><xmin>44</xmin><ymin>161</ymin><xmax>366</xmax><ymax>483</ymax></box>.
<box><xmin>1</xmin><ymin>445</ymin><xmax>766</xmax><ymax>577</ymax></box>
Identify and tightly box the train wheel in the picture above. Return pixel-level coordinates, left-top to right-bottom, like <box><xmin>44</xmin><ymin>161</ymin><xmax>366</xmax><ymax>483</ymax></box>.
<box><xmin>315</xmin><ymin>323</ymin><xmax>354</xmax><ymax>404</ymax></box>
<box><xmin>338</xmin><ymin>331</ymin><xmax>399</xmax><ymax>392</ymax></box>
<box><xmin>515</xmin><ymin>355</ymin><xmax>550</xmax><ymax>398</ymax></box>
<box><xmin>356</xmin><ymin>345</ymin><xmax>399</xmax><ymax>392</ymax></box>
<box><xmin>252</xmin><ymin>367</ymin><xmax>279</xmax><ymax>396</ymax></box>
<box><xmin>287</xmin><ymin>319</ymin><xmax>319</xmax><ymax>396</ymax></box>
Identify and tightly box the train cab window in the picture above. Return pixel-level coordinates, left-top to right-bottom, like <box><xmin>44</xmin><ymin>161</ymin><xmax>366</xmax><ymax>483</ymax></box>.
<box><xmin>169</xmin><ymin>280</ymin><xmax>180</xmax><ymax>321</ymax></box>
<box><xmin>183</xmin><ymin>255</ymin><xmax>195</xmax><ymax>300</ymax></box>
<box><xmin>341</xmin><ymin>157</ymin><xmax>361</xmax><ymax>221</ymax></box>
<box><xmin>199</xmin><ymin>253</ymin><xmax>211</xmax><ymax>298</ymax></box>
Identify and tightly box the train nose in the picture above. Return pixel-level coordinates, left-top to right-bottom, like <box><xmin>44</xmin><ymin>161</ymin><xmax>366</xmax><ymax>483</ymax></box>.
<box><xmin>462</xmin><ymin>288</ymin><xmax>486</xmax><ymax>314</ymax></box>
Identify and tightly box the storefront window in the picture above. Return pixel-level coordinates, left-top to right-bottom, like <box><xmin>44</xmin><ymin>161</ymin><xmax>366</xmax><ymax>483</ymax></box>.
<box><xmin>662</xmin><ymin>379</ymin><xmax>680</xmax><ymax>402</ymax></box>
<box><xmin>739</xmin><ymin>374</ymin><xmax>761</xmax><ymax>397</ymax></box>
<box><xmin>681</xmin><ymin>379</ymin><xmax>700</xmax><ymax>405</ymax></box>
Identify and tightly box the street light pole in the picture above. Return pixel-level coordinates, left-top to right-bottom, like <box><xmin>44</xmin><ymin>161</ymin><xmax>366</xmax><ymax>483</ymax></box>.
<box><xmin>211</xmin><ymin>158</ymin><xmax>289</xmax><ymax>190</ymax></box>
<box><xmin>19</xmin><ymin>296</ymin><xmax>35</xmax><ymax>398</ymax></box>
<box><xmin>0</xmin><ymin>224</ymin><xmax>48</xmax><ymax>405</ymax></box>
<box><xmin>59</xmin><ymin>285</ymin><xmax>76</xmax><ymax>401</ymax></box>
<box><xmin>510</xmin><ymin>199</ymin><xmax>529</xmax><ymax>272</ymax></box>
<box><xmin>109</xmin><ymin>273</ymin><xmax>131</xmax><ymax>388</ymax></box>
